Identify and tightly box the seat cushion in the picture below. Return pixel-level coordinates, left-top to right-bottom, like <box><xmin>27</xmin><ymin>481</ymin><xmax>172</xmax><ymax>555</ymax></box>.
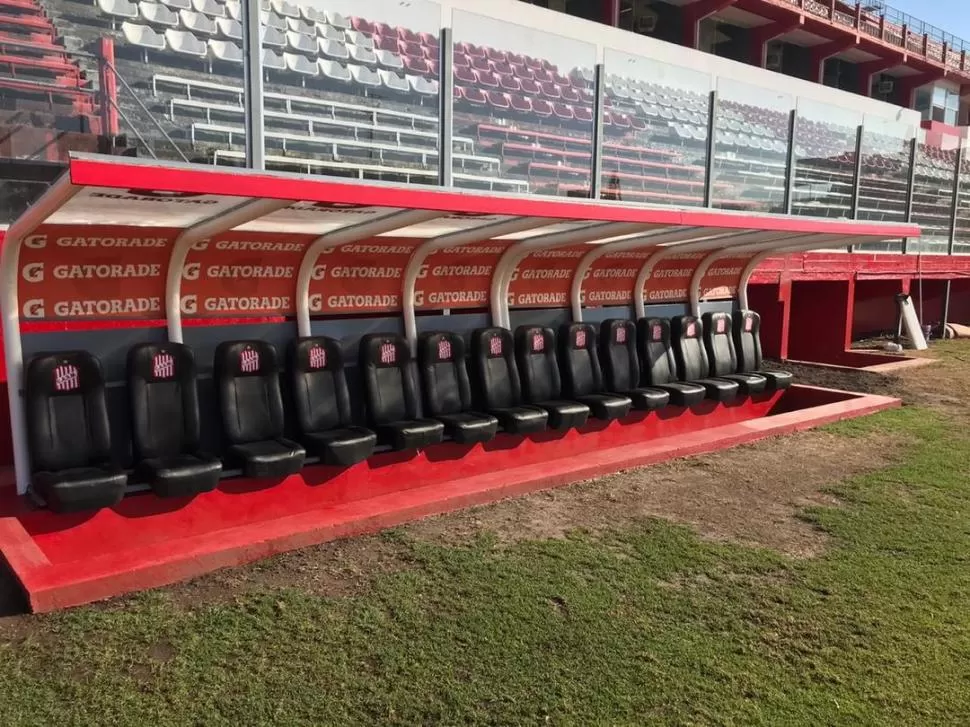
<box><xmin>303</xmin><ymin>426</ymin><xmax>377</xmax><ymax>466</ymax></box>
<box><xmin>576</xmin><ymin>393</ymin><xmax>632</xmax><ymax>421</ymax></box>
<box><xmin>760</xmin><ymin>370</ymin><xmax>793</xmax><ymax>391</ymax></box>
<box><xmin>437</xmin><ymin>412</ymin><xmax>499</xmax><ymax>445</ymax></box>
<box><xmin>378</xmin><ymin>419</ymin><xmax>445</xmax><ymax>450</ymax></box>
<box><xmin>32</xmin><ymin>466</ymin><xmax>127</xmax><ymax>513</ymax></box>
<box><xmin>655</xmin><ymin>382</ymin><xmax>706</xmax><ymax>408</ymax></box>
<box><xmin>626</xmin><ymin>387</ymin><xmax>670</xmax><ymax>411</ymax></box>
<box><xmin>138</xmin><ymin>453</ymin><xmax>222</xmax><ymax>498</ymax></box>
<box><xmin>692</xmin><ymin>378</ymin><xmax>740</xmax><ymax>402</ymax></box>
<box><xmin>717</xmin><ymin>372</ymin><xmax>767</xmax><ymax>396</ymax></box>
<box><xmin>490</xmin><ymin>405</ymin><xmax>547</xmax><ymax>435</ymax></box>
<box><xmin>536</xmin><ymin>400</ymin><xmax>590</xmax><ymax>431</ymax></box>
<box><xmin>227</xmin><ymin>438</ymin><xmax>306</xmax><ymax>479</ymax></box>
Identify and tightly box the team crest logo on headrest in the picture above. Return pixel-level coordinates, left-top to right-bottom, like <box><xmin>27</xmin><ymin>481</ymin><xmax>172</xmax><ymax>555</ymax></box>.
<box><xmin>489</xmin><ymin>336</ymin><xmax>503</xmax><ymax>356</ymax></box>
<box><xmin>240</xmin><ymin>348</ymin><xmax>260</xmax><ymax>373</ymax></box>
<box><xmin>437</xmin><ymin>338</ymin><xmax>452</xmax><ymax>361</ymax></box>
<box><xmin>686</xmin><ymin>322</ymin><xmax>697</xmax><ymax>338</ymax></box>
<box><xmin>744</xmin><ymin>316</ymin><xmax>753</xmax><ymax>332</ymax></box>
<box><xmin>308</xmin><ymin>345</ymin><xmax>327</xmax><ymax>370</ymax></box>
<box><xmin>615</xmin><ymin>326</ymin><xmax>627</xmax><ymax>344</ymax></box>
<box><xmin>380</xmin><ymin>341</ymin><xmax>397</xmax><ymax>365</ymax></box>
<box><xmin>651</xmin><ymin>324</ymin><xmax>663</xmax><ymax>342</ymax></box>
<box><xmin>53</xmin><ymin>363</ymin><xmax>80</xmax><ymax>392</ymax></box>
<box><xmin>575</xmin><ymin>329</ymin><xmax>587</xmax><ymax>348</ymax></box>
<box><xmin>152</xmin><ymin>352</ymin><xmax>175</xmax><ymax>379</ymax></box>
<box><xmin>531</xmin><ymin>332</ymin><xmax>545</xmax><ymax>352</ymax></box>
<box><xmin>716</xmin><ymin>317</ymin><xmax>726</xmax><ymax>334</ymax></box>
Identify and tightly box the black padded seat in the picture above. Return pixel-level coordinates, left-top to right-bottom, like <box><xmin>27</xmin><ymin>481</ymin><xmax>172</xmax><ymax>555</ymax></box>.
<box><xmin>469</xmin><ymin>327</ymin><xmax>548</xmax><ymax>435</ymax></box>
<box><xmin>599</xmin><ymin>318</ymin><xmax>670</xmax><ymax>411</ymax></box>
<box><xmin>289</xmin><ymin>337</ymin><xmax>376</xmax><ymax>466</ymax></box>
<box><xmin>128</xmin><ymin>342</ymin><xmax>222</xmax><ymax>497</ymax></box>
<box><xmin>360</xmin><ymin>333</ymin><xmax>444</xmax><ymax>450</ymax></box>
<box><xmin>636</xmin><ymin>318</ymin><xmax>706</xmax><ymax>407</ymax></box>
<box><xmin>670</xmin><ymin>316</ymin><xmax>740</xmax><ymax>403</ymax></box>
<box><xmin>417</xmin><ymin>332</ymin><xmax>497</xmax><ymax>444</ymax></box>
<box><xmin>701</xmin><ymin>312</ymin><xmax>768</xmax><ymax>396</ymax></box>
<box><xmin>25</xmin><ymin>351</ymin><xmax>127</xmax><ymax>512</ymax></box>
<box><xmin>215</xmin><ymin>340</ymin><xmax>306</xmax><ymax>478</ymax></box>
<box><xmin>558</xmin><ymin>322</ymin><xmax>631</xmax><ymax>421</ymax></box>
<box><xmin>514</xmin><ymin>326</ymin><xmax>590</xmax><ymax>430</ymax></box>
<box><xmin>733</xmin><ymin>310</ymin><xmax>793</xmax><ymax>391</ymax></box>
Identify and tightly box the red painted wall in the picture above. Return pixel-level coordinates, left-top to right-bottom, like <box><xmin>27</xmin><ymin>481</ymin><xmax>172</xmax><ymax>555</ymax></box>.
<box><xmin>852</xmin><ymin>279</ymin><xmax>903</xmax><ymax>339</ymax></box>
<box><xmin>788</xmin><ymin>279</ymin><xmax>853</xmax><ymax>364</ymax></box>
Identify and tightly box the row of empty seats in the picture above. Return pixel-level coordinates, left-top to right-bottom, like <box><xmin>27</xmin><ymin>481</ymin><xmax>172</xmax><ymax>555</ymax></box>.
<box><xmin>26</xmin><ymin>311</ymin><xmax>789</xmax><ymax>513</ymax></box>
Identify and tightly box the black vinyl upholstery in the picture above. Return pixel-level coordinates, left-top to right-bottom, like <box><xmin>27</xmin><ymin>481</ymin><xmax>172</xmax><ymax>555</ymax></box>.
<box><xmin>128</xmin><ymin>342</ymin><xmax>222</xmax><ymax>497</ymax></box>
<box><xmin>701</xmin><ymin>312</ymin><xmax>767</xmax><ymax>396</ymax></box>
<box><xmin>418</xmin><ymin>332</ymin><xmax>498</xmax><ymax>444</ymax></box>
<box><xmin>599</xmin><ymin>319</ymin><xmax>670</xmax><ymax>411</ymax></box>
<box><xmin>514</xmin><ymin>326</ymin><xmax>589</xmax><ymax>431</ymax></box>
<box><xmin>636</xmin><ymin>318</ymin><xmax>706</xmax><ymax>407</ymax></box>
<box><xmin>25</xmin><ymin>351</ymin><xmax>127</xmax><ymax>512</ymax></box>
<box><xmin>558</xmin><ymin>323</ymin><xmax>631</xmax><ymax>421</ymax></box>
<box><xmin>469</xmin><ymin>327</ymin><xmax>548</xmax><ymax>435</ymax></box>
<box><xmin>289</xmin><ymin>337</ymin><xmax>376</xmax><ymax>466</ymax></box>
<box><xmin>670</xmin><ymin>316</ymin><xmax>740</xmax><ymax>402</ymax></box>
<box><xmin>215</xmin><ymin>340</ymin><xmax>306</xmax><ymax>478</ymax></box>
<box><xmin>733</xmin><ymin>310</ymin><xmax>793</xmax><ymax>391</ymax></box>
<box><xmin>359</xmin><ymin>333</ymin><xmax>444</xmax><ymax>450</ymax></box>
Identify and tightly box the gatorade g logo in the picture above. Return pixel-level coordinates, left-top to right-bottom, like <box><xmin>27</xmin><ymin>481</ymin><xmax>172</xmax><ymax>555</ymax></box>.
<box><xmin>182</xmin><ymin>263</ymin><xmax>201</xmax><ymax>281</ymax></box>
<box><xmin>22</xmin><ymin>263</ymin><xmax>44</xmax><ymax>283</ymax></box>
<box><xmin>181</xmin><ymin>295</ymin><xmax>198</xmax><ymax>314</ymax></box>
<box><xmin>191</xmin><ymin>240</ymin><xmax>209</xmax><ymax>251</ymax></box>
<box><xmin>23</xmin><ymin>299</ymin><xmax>45</xmax><ymax>318</ymax></box>
<box><xmin>312</xmin><ymin>265</ymin><xmax>327</xmax><ymax>280</ymax></box>
<box><xmin>23</xmin><ymin>234</ymin><xmax>47</xmax><ymax>249</ymax></box>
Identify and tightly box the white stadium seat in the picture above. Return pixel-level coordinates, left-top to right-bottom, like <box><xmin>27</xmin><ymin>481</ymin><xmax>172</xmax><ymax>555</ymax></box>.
<box><xmin>140</xmin><ymin>1</ymin><xmax>178</xmax><ymax>27</ymax></box>
<box><xmin>318</xmin><ymin>24</ymin><xmax>343</xmax><ymax>42</ymax></box>
<box><xmin>261</xmin><ymin>9</ymin><xmax>285</xmax><ymax>29</ymax></box>
<box><xmin>325</xmin><ymin>10</ymin><xmax>349</xmax><ymax>29</ymax></box>
<box><xmin>300</xmin><ymin>5</ymin><xmax>325</xmax><ymax>23</ymax></box>
<box><xmin>271</xmin><ymin>0</ymin><xmax>299</xmax><ymax>19</ymax></box>
<box><xmin>408</xmin><ymin>75</ymin><xmax>437</xmax><ymax>96</ymax></box>
<box><xmin>191</xmin><ymin>0</ymin><xmax>224</xmax><ymax>17</ymax></box>
<box><xmin>348</xmin><ymin>44</ymin><xmax>376</xmax><ymax>65</ymax></box>
<box><xmin>181</xmin><ymin>9</ymin><xmax>217</xmax><ymax>35</ymax></box>
<box><xmin>286</xmin><ymin>30</ymin><xmax>316</xmax><ymax>54</ymax></box>
<box><xmin>99</xmin><ymin>0</ymin><xmax>138</xmax><ymax>20</ymax></box>
<box><xmin>318</xmin><ymin>59</ymin><xmax>351</xmax><ymax>84</ymax></box>
<box><xmin>165</xmin><ymin>28</ymin><xmax>208</xmax><ymax>57</ymax></box>
<box><xmin>159</xmin><ymin>0</ymin><xmax>190</xmax><ymax>9</ymax></box>
<box><xmin>351</xmin><ymin>64</ymin><xmax>381</xmax><ymax>89</ymax></box>
<box><xmin>379</xmin><ymin>69</ymin><xmax>409</xmax><ymax>94</ymax></box>
<box><xmin>122</xmin><ymin>21</ymin><xmax>166</xmax><ymax>49</ymax></box>
<box><xmin>286</xmin><ymin>17</ymin><xmax>315</xmax><ymax>35</ymax></box>
<box><xmin>261</xmin><ymin>25</ymin><xmax>285</xmax><ymax>48</ymax></box>
<box><xmin>209</xmin><ymin>39</ymin><xmax>242</xmax><ymax>63</ymax></box>
<box><xmin>225</xmin><ymin>0</ymin><xmax>240</xmax><ymax>20</ymax></box>
<box><xmin>284</xmin><ymin>52</ymin><xmax>318</xmax><ymax>77</ymax></box>
<box><xmin>216</xmin><ymin>17</ymin><xmax>242</xmax><ymax>39</ymax></box>
<box><xmin>318</xmin><ymin>39</ymin><xmax>348</xmax><ymax>61</ymax></box>
<box><xmin>375</xmin><ymin>49</ymin><xmax>403</xmax><ymax>71</ymax></box>
<box><xmin>345</xmin><ymin>29</ymin><xmax>373</xmax><ymax>49</ymax></box>
<box><xmin>262</xmin><ymin>48</ymin><xmax>286</xmax><ymax>70</ymax></box>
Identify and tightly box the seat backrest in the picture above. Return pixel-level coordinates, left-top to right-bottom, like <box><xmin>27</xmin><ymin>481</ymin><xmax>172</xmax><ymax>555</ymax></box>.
<box><xmin>359</xmin><ymin>333</ymin><xmax>420</xmax><ymax>426</ymax></box>
<box><xmin>599</xmin><ymin>318</ymin><xmax>639</xmax><ymax>393</ymax></box>
<box><xmin>636</xmin><ymin>317</ymin><xmax>678</xmax><ymax>386</ymax></box>
<box><xmin>514</xmin><ymin>326</ymin><xmax>562</xmax><ymax>403</ymax></box>
<box><xmin>469</xmin><ymin>327</ymin><xmax>522</xmax><ymax>410</ymax></box>
<box><xmin>558</xmin><ymin>322</ymin><xmax>604</xmax><ymax>398</ymax></box>
<box><xmin>215</xmin><ymin>340</ymin><xmax>286</xmax><ymax>445</ymax></box>
<box><xmin>701</xmin><ymin>311</ymin><xmax>738</xmax><ymax>377</ymax></box>
<box><xmin>670</xmin><ymin>315</ymin><xmax>710</xmax><ymax>381</ymax></box>
<box><xmin>418</xmin><ymin>331</ymin><xmax>472</xmax><ymax>417</ymax></box>
<box><xmin>25</xmin><ymin>351</ymin><xmax>113</xmax><ymax>473</ymax></box>
<box><xmin>732</xmin><ymin>309</ymin><xmax>763</xmax><ymax>373</ymax></box>
<box><xmin>289</xmin><ymin>336</ymin><xmax>352</xmax><ymax>434</ymax></box>
<box><xmin>128</xmin><ymin>342</ymin><xmax>201</xmax><ymax>460</ymax></box>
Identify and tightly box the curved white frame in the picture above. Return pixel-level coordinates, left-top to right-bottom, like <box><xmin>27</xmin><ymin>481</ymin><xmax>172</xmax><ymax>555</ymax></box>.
<box><xmin>401</xmin><ymin>216</ymin><xmax>551</xmax><ymax>352</ymax></box>
<box><xmin>490</xmin><ymin>221</ymin><xmax>650</xmax><ymax>329</ymax></box>
<box><xmin>295</xmin><ymin>208</ymin><xmax>442</xmax><ymax>338</ymax></box>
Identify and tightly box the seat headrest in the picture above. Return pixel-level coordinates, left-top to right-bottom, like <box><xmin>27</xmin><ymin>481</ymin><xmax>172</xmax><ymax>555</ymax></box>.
<box><xmin>602</xmin><ymin>319</ymin><xmax>633</xmax><ymax>346</ymax></box>
<box><xmin>473</xmin><ymin>327</ymin><xmax>511</xmax><ymax>359</ymax></box>
<box><xmin>563</xmin><ymin>322</ymin><xmax>595</xmax><ymax>350</ymax></box>
<box><xmin>27</xmin><ymin>350</ymin><xmax>103</xmax><ymax>396</ymax></box>
<box><xmin>704</xmin><ymin>312</ymin><xmax>731</xmax><ymax>336</ymax></box>
<box><xmin>419</xmin><ymin>331</ymin><xmax>463</xmax><ymax>364</ymax></box>
<box><xmin>738</xmin><ymin>310</ymin><xmax>759</xmax><ymax>333</ymax></box>
<box><xmin>293</xmin><ymin>336</ymin><xmax>343</xmax><ymax>373</ymax></box>
<box><xmin>360</xmin><ymin>333</ymin><xmax>409</xmax><ymax>368</ymax></box>
<box><xmin>642</xmin><ymin>317</ymin><xmax>669</xmax><ymax>344</ymax></box>
<box><xmin>215</xmin><ymin>340</ymin><xmax>278</xmax><ymax>378</ymax></box>
<box><xmin>517</xmin><ymin>326</ymin><xmax>553</xmax><ymax>354</ymax></box>
<box><xmin>675</xmin><ymin>316</ymin><xmax>700</xmax><ymax>340</ymax></box>
<box><xmin>128</xmin><ymin>342</ymin><xmax>194</xmax><ymax>383</ymax></box>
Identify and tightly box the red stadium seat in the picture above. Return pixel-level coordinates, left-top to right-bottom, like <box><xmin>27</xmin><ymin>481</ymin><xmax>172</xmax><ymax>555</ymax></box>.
<box><xmin>486</xmin><ymin>90</ymin><xmax>510</xmax><ymax>110</ymax></box>
<box><xmin>474</xmin><ymin>69</ymin><xmax>499</xmax><ymax>88</ymax></box>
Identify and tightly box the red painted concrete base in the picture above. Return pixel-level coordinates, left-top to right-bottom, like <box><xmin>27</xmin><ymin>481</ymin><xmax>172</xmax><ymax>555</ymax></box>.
<box><xmin>788</xmin><ymin>353</ymin><xmax>936</xmax><ymax>373</ymax></box>
<box><xmin>0</xmin><ymin>385</ymin><xmax>899</xmax><ymax>613</ymax></box>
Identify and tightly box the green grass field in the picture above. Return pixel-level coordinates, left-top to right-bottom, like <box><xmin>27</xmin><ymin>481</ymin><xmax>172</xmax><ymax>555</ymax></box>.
<box><xmin>1</xmin><ymin>351</ymin><xmax>969</xmax><ymax>725</ymax></box>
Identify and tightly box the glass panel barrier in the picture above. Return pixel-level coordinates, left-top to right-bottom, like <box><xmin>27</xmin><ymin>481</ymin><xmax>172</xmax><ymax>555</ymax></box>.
<box><xmin>954</xmin><ymin>141</ymin><xmax>970</xmax><ymax>254</ymax></box>
<box><xmin>450</xmin><ymin>10</ymin><xmax>595</xmax><ymax>197</ymax></box>
<box><xmin>790</xmin><ymin>98</ymin><xmax>861</xmax><ymax>219</ymax></box>
<box><xmin>0</xmin><ymin>0</ymin><xmax>248</xmax><ymax>222</ymax></box>
<box><xmin>711</xmin><ymin>77</ymin><xmax>792</xmax><ymax>214</ymax></box>
<box><xmin>910</xmin><ymin>128</ymin><xmax>960</xmax><ymax>254</ymax></box>
<box><xmin>600</xmin><ymin>49</ymin><xmax>712</xmax><ymax>207</ymax></box>
<box><xmin>259</xmin><ymin>0</ymin><xmax>441</xmax><ymax>183</ymax></box>
<box><xmin>853</xmin><ymin>115</ymin><xmax>915</xmax><ymax>252</ymax></box>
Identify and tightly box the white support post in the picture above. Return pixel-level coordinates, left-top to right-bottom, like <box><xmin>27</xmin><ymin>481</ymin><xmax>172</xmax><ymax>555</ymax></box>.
<box><xmin>0</xmin><ymin>174</ymin><xmax>81</xmax><ymax>496</ymax></box>
<box><xmin>490</xmin><ymin>222</ymin><xmax>650</xmax><ymax>329</ymax></box>
<box><xmin>402</xmin><ymin>217</ymin><xmax>551</xmax><ymax>352</ymax></box>
<box><xmin>569</xmin><ymin>227</ymin><xmax>724</xmax><ymax>322</ymax></box>
<box><xmin>165</xmin><ymin>198</ymin><xmax>291</xmax><ymax>344</ymax></box>
<box><xmin>295</xmin><ymin>209</ymin><xmax>442</xmax><ymax>338</ymax></box>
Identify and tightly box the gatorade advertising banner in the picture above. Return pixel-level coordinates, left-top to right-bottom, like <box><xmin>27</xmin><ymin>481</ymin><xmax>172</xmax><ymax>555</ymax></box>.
<box><xmin>698</xmin><ymin>256</ymin><xmax>748</xmax><ymax>301</ymax></box>
<box><xmin>508</xmin><ymin>245</ymin><xmax>588</xmax><ymax>309</ymax></box>
<box><xmin>642</xmin><ymin>252</ymin><xmax>706</xmax><ymax>304</ymax></box>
